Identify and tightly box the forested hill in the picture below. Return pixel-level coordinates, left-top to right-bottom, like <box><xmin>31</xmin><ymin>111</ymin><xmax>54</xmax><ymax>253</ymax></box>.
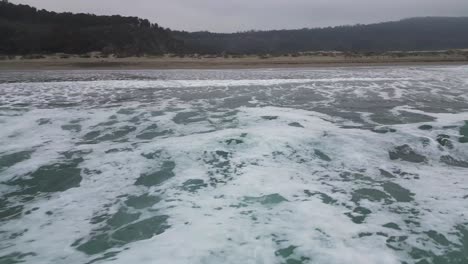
<box><xmin>174</xmin><ymin>17</ymin><xmax>468</xmax><ymax>54</ymax></box>
<box><xmin>1</xmin><ymin>2</ymin><xmax>468</xmax><ymax>56</ymax></box>
<box><xmin>0</xmin><ymin>1</ymin><xmax>184</xmax><ymax>55</ymax></box>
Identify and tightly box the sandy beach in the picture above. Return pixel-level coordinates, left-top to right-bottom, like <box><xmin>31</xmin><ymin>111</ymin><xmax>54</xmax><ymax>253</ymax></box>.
<box><xmin>0</xmin><ymin>53</ymin><xmax>467</xmax><ymax>70</ymax></box>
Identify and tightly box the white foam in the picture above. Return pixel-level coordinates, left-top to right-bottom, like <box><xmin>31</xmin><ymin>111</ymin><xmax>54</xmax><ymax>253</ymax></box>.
<box><xmin>0</xmin><ymin>77</ymin><xmax>417</xmax><ymax>90</ymax></box>
<box><xmin>1</xmin><ymin>66</ymin><xmax>468</xmax><ymax>264</ymax></box>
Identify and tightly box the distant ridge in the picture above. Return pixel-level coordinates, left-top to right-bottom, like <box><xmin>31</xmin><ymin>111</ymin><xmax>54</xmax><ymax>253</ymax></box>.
<box><xmin>174</xmin><ymin>17</ymin><xmax>468</xmax><ymax>54</ymax></box>
<box><xmin>1</xmin><ymin>1</ymin><xmax>468</xmax><ymax>55</ymax></box>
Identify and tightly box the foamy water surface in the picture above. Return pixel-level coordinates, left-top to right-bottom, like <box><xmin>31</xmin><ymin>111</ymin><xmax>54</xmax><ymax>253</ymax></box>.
<box><xmin>0</xmin><ymin>66</ymin><xmax>467</xmax><ymax>264</ymax></box>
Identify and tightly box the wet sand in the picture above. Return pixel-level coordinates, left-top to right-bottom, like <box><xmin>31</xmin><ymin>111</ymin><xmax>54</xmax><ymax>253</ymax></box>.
<box><xmin>0</xmin><ymin>55</ymin><xmax>467</xmax><ymax>70</ymax></box>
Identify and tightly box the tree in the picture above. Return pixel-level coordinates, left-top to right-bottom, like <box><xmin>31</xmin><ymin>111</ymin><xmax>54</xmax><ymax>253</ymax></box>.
<box><xmin>0</xmin><ymin>1</ymin><xmax>186</xmax><ymax>55</ymax></box>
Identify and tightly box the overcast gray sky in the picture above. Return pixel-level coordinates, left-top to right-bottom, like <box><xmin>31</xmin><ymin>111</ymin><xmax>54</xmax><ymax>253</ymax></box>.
<box><xmin>9</xmin><ymin>0</ymin><xmax>468</xmax><ymax>32</ymax></box>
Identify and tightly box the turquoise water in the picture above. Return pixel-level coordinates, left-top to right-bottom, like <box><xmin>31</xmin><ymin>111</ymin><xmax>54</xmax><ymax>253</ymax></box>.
<box><xmin>0</xmin><ymin>66</ymin><xmax>467</xmax><ymax>264</ymax></box>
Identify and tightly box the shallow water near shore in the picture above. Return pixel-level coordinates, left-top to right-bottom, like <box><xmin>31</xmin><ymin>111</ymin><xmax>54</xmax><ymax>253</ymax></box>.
<box><xmin>0</xmin><ymin>66</ymin><xmax>467</xmax><ymax>264</ymax></box>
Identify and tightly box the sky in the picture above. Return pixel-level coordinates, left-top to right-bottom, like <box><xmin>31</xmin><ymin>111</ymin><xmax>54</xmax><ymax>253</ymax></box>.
<box><xmin>9</xmin><ymin>0</ymin><xmax>468</xmax><ymax>32</ymax></box>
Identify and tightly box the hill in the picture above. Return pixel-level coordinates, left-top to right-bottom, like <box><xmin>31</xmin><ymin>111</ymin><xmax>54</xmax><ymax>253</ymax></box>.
<box><xmin>1</xmin><ymin>2</ymin><xmax>468</xmax><ymax>56</ymax></box>
<box><xmin>0</xmin><ymin>1</ymin><xmax>184</xmax><ymax>55</ymax></box>
<box><xmin>174</xmin><ymin>17</ymin><xmax>468</xmax><ymax>54</ymax></box>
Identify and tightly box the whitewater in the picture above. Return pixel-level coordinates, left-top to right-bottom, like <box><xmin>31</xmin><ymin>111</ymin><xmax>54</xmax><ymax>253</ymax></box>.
<box><xmin>0</xmin><ymin>66</ymin><xmax>467</xmax><ymax>264</ymax></box>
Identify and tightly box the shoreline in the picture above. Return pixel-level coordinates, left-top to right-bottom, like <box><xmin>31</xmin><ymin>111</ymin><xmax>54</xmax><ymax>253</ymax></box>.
<box><xmin>0</xmin><ymin>56</ymin><xmax>467</xmax><ymax>70</ymax></box>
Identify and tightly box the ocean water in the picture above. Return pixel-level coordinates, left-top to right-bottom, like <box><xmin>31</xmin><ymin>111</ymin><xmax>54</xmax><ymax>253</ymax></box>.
<box><xmin>0</xmin><ymin>66</ymin><xmax>467</xmax><ymax>264</ymax></box>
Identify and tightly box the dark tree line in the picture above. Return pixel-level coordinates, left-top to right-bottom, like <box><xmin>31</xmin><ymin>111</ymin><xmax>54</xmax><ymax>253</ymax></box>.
<box><xmin>174</xmin><ymin>17</ymin><xmax>468</xmax><ymax>54</ymax></box>
<box><xmin>1</xmin><ymin>1</ymin><xmax>468</xmax><ymax>56</ymax></box>
<box><xmin>0</xmin><ymin>2</ymin><xmax>184</xmax><ymax>55</ymax></box>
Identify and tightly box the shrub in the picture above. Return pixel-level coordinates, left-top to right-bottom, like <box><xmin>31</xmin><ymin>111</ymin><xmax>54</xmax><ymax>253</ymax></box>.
<box><xmin>21</xmin><ymin>54</ymin><xmax>45</xmax><ymax>60</ymax></box>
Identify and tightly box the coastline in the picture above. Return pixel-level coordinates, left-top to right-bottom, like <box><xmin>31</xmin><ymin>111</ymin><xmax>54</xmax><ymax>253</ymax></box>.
<box><xmin>0</xmin><ymin>55</ymin><xmax>467</xmax><ymax>70</ymax></box>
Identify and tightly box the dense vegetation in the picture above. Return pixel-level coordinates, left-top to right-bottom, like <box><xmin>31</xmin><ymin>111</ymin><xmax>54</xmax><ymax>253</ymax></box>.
<box><xmin>1</xmin><ymin>2</ymin><xmax>468</xmax><ymax>56</ymax></box>
<box><xmin>174</xmin><ymin>17</ymin><xmax>468</xmax><ymax>54</ymax></box>
<box><xmin>0</xmin><ymin>1</ymin><xmax>183</xmax><ymax>55</ymax></box>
